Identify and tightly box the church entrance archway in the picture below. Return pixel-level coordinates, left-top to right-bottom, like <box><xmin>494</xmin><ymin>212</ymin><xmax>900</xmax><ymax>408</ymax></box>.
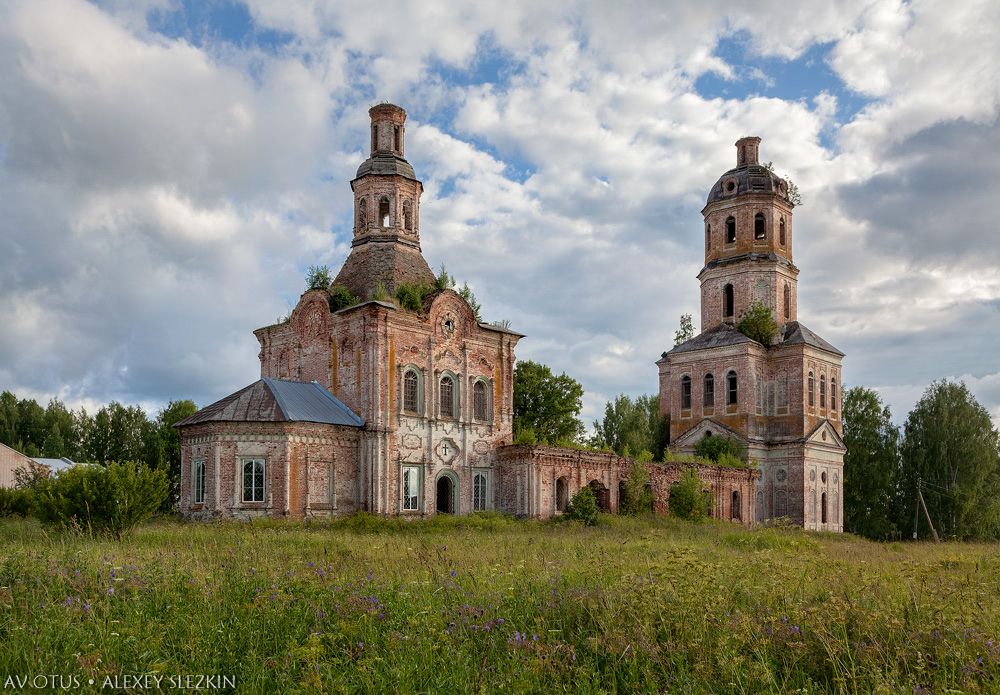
<box><xmin>436</xmin><ymin>472</ymin><xmax>457</xmax><ymax>514</ymax></box>
<box><xmin>589</xmin><ymin>480</ymin><xmax>610</xmax><ymax>512</ymax></box>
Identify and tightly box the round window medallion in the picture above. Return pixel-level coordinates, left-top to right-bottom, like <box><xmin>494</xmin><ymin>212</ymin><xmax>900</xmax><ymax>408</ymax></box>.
<box><xmin>821</xmin><ymin>471</ymin><xmax>828</xmax><ymax>484</ymax></box>
<box><xmin>776</xmin><ymin>468</ymin><xmax>786</xmax><ymax>483</ymax></box>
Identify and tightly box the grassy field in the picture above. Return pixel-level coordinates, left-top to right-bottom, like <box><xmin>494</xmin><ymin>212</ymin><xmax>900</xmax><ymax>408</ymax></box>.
<box><xmin>0</xmin><ymin>514</ymin><xmax>998</xmax><ymax>694</ymax></box>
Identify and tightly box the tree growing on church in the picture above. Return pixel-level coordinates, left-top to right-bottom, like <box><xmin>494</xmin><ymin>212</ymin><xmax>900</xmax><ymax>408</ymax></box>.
<box><xmin>513</xmin><ymin>361</ymin><xmax>584</xmax><ymax>445</ymax></box>
<box><xmin>736</xmin><ymin>300</ymin><xmax>778</xmax><ymax>346</ymax></box>
<box><xmin>674</xmin><ymin>314</ymin><xmax>694</xmax><ymax>345</ymax></box>
<box><xmin>898</xmin><ymin>380</ymin><xmax>1000</xmax><ymax>539</ymax></box>
<box><xmin>842</xmin><ymin>386</ymin><xmax>900</xmax><ymax>540</ymax></box>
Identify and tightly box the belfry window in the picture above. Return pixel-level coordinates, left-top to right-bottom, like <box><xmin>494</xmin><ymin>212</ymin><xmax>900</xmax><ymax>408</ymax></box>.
<box><xmin>754</xmin><ymin>213</ymin><xmax>766</xmax><ymax>240</ymax></box>
<box><xmin>371</xmin><ymin>124</ymin><xmax>377</xmax><ymax>153</ymax></box>
<box><xmin>403</xmin><ymin>200</ymin><xmax>413</xmax><ymax>231</ymax></box>
<box><xmin>808</xmin><ymin>372</ymin><xmax>815</xmax><ymax>408</ymax></box>
<box><xmin>681</xmin><ymin>376</ymin><xmax>692</xmax><ymax>410</ymax></box>
<box><xmin>703</xmin><ymin>373</ymin><xmax>715</xmax><ymax>407</ymax></box>
<box><xmin>379</xmin><ymin>197</ymin><xmax>390</xmax><ymax>227</ymax></box>
<box><xmin>723</xmin><ymin>284</ymin><xmax>734</xmax><ymax>319</ymax></box>
<box><xmin>725</xmin><ymin>216</ymin><xmax>736</xmax><ymax>244</ymax></box>
<box><xmin>783</xmin><ymin>284</ymin><xmax>790</xmax><ymax>319</ymax></box>
<box><xmin>779</xmin><ymin>217</ymin><xmax>786</xmax><ymax>246</ymax></box>
<box><xmin>705</xmin><ymin>223</ymin><xmax>711</xmax><ymax>251</ymax></box>
<box><xmin>357</xmin><ymin>198</ymin><xmax>367</xmax><ymax>230</ymax></box>
<box><xmin>727</xmin><ymin>371</ymin><xmax>738</xmax><ymax>406</ymax></box>
<box><xmin>820</xmin><ymin>375</ymin><xmax>827</xmax><ymax>409</ymax></box>
<box><xmin>394</xmin><ymin>125</ymin><xmax>401</xmax><ymax>153</ymax></box>
<box><xmin>831</xmin><ymin>379</ymin><xmax>838</xmax><ymax>411</ymax></box>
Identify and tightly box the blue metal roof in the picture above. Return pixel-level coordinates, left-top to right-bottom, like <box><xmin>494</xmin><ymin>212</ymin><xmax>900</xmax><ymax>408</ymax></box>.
<box><xmin>263</xmin><ymin>378</ymin><xmax>364</xmax><ymax>427</ymax></box>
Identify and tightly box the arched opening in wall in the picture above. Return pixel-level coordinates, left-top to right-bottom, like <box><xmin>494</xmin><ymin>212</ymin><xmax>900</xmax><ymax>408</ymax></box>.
<box><xmin>393</xmin><ymin>125</ymin><xmax>401</xmax><ymax>153</ymax></box>
<box><xmin>371</xmin><ymin>124</ymin><xmax>377</xmax><ymax>153</ymax></box>
<box><xmin>821</xmin><ymin>492</ymin><xmax>828</xmax><ymax>524</ymax></box>
<box><xmin>379</xmin><ymin>197</ymin><xmax>390</xmax><ymax>227</ymax></box>
<box><xmin>725</xmin><ymin>216</ymin><xmax>736</xmax><ymax>244</ymax></box>
<box><xmin>831</xmin><ymin>379</ymin><xmax>838</xmax><ymax>411</ymax></box>
<box><xmin>705</xmin><ymin>223</ymin><xmax>711</xmax><ymax>252</ymax></box>
<box><xmin>436</xmin><ymin>475</ymin><xmax>455</xmax><ymax>514</ymax></box>
<box><xmin>703</xmin><ymin>373</ymin><xmax>715</xmax><ymax>407</ymax></box>
<box><xmin>403</xmin><ymin>370</ymin><xmax>419</xmax><ymax>414</ymax></box>
<box><xmin>473</xmin><ymin>381</ymin><xmax>488</xmax><ymax>421</ymax></box>
<box><xmin>726</xmin><ymin>370</ymin><xmax>738</xmax><ymax>406</ymax></box>
<box><xmin>757</xmin><ymin>490</ymin><xmax>765</xmax><ymax>520</ymax></box>
<box><xmin>680</xmin><ymin>375</ymin><xmax>692</xmax><ymax>410</ymax></box>
<box><xmin>439</xmin><ymin>375</ymin><xmax>455</xmax><ymax>418</ymax></box>
<box><xmin>618</xmin><ymin>480</ymin><xmax>627</xmax><ymax>514</ymax></box>
<box><xmin>473</xmin><ymin>471</ymin><xmax>488</xmax><ymax>511</ymax></box>
<box><xmin>357</xmin><ymin>198</ymin><xmax>367</xmax><ymax>231</ymax></box>
<box><xmin>723</xmin><ymin>284</ymin><xmax>734</xmax><ymax>320</ymax></box>
<box><xmin>783</xmin><ymin>284</ymin><xmax>790</xmax><ymax>319</ymax></box>
<box><xmin>403</xmin><ymin>200</ymin><xmax>413</xmax><ymax>231</ymax></box>
<box><xmin>779</xmin><ymin>217</ymin><xmax>786</xmax><ymax>245</ymax></box>
<box><xmin>808</xmin><ymin>372</ymin><xmax>815</xmax><ymax>408</ymax></box>
<box><xmin>589</xmin><ymin>480</ymin><xmax>610</xmax><ymax>512</ymax></box>
<box><xmin>731</xmin><ymin>490</ymin><xmax>741</xmax><ymax>521</ymax></box>
<box><xmin>820</xmin><ymin>375</ymin><xmax>827</xmax><ymax>409</ymax></box>
<box><xmin>556</xmin><ymin>477</ymin><xmax>569</xmax><ymax>513</ymax></box>
<box><xmin>754</xmin><ymin>213</ymin><xmax>766</xmax><ymax>240</ymax></box>
<box><xmin>775</xmin><ymin>490</ymin><xmax>787</xmax><ymax>517</ymax></box>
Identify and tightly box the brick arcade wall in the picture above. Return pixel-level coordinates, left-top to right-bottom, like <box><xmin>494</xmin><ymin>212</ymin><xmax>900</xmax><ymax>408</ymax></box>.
<box><xmin>496</xmin><ymin>445</ymin><xmax>758</xmax><ymax>524</ymax></box>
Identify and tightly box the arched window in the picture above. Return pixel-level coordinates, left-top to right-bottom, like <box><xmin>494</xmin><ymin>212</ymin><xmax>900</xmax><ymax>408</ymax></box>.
<box><xmin>703</xmin><ymin>373</ymin><xmax>715</xmax><ymax>407</ymax></box>
<box><xmin>680</xmin><ymin>376</ymin><xmax>692</xmax><ymax>410</ymax></box>
<box><xmin>820</xmin><ymin>375</ymin><xmax>827</xmax><ymax>409</ymax></box>
<box><xmin>473</xmin><ymin>471</ymin><xmax>488</xmax><ymax>511</ymax></box>
<box><xmin>727</xmin><ymin>371</ymin><xmax>738</xmax><ymax>406</ymax></box>
<box><xmin>725</xmin><ymin>216</ymin><xmax>736</xmax><ymax>244</ymax></box>
<box><xmin>783</xmin><ymin>284</ymin><xmax>790</xmax><ymax>319</ymax></box>
<box><xmin>402</xmin><ymin>466</ymin><xmax>419</xmax><ymax>510</ymax></box>
<box><xmin>723</xmin><ymin>284</ymin><xmax>734</xmax><ymax>319</ymax></box>
<box><xmin>754</xmin><ymin>212</ymin><xmax>766</xmax><ymax>240</ymax></box>
<box><xmin>779</xmin><ymin>217</ymin><xmax>786</xmax><ymax>245</ymax></box>
<box><xmin>393</xmin><ymin>125</ymin><xmax>401</xmax><ymax>153</ymax></box>
<box><xmin>556</xmin><ymin>477</ymin><xmax>569</xmax><ymax>513</ymax></box>
<box><xmin>403</xmin><ymin>369</ymin><xmax>420</xmax><ymax>414</ymax></box>
<box><xmin>379</xmin><ymin>197</ymin><xmax>390</xmax><ymax>227</ymax></box>
<box><xmin>705</xmin><ymin>223</ymin><xmax>711</xmax><ymax>251</ymax></box>
<box><xmin>371</xmin><ymin>124</ymin><xmax>377</xmax><ymax>153</ymax></box>
<box><xmin>403</xmin><ymin>199</ymin><xmax>413</xmax><ymax>231</ymax></box>
<box><xmin>821</xmin><ymin>492</ymin><xmax>828</xmax><ymax>524</ymax></box>
<box><xmin>775</xmin><ymin>490</ymin><xmax>787</xmax><ymax>517</ymax></box>
<box><xmin>473</xmin><ymin>380</ymin><xmax>488</xmax><ymax>421</ymax></box>
<box><xmin>808</xmin><ymin>371</ymin><xmax>815</xmax><ymax>407</ymax></box>
<box><xmin>731</xmin><ymin>490</ymin><xmax>741</xmax><ymax>521</ymax></box>
<box><xmin>830</xmin><ymin>379</ymin><xmax>838</xmax><ymax>411</ymax></box>
<box><xmin>242</xmin><ymin>458</ymin><xmax>265</xmax><ymax>503</ymax></box>
<box><xmin>357</xmin><ymin>198</ymin><xmax>367</xmax><ymax>231</ymax></box>
<box><xmin>439</xmin><ymin>375</ymin><xmax>455</xmax><ymax>418</ymax></box>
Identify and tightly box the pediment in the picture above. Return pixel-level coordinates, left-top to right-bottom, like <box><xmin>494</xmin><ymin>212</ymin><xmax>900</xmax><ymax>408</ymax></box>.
<box><xmin>806</xmin><ymin>420</ymin><xmax>846</xmax><ymax>450</ymax></box>
<box><xmin>673</xmin><ymin>418</ymin><xmax>746</xmax><ymax>448</ymax></box>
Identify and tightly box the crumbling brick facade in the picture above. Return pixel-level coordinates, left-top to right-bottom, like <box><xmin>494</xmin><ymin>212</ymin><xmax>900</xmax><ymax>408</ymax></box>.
<box><xmin>658</xmin><ymin>137</ymin><xmax>846</xmax><ymax>532</ymax></box>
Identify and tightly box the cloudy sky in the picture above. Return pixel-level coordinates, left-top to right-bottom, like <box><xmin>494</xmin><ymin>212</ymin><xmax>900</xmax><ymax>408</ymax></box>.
<box><xmin>1</xmin><ymin>0</ymin><xmax>998</xmax><ymax>430</ymax></box>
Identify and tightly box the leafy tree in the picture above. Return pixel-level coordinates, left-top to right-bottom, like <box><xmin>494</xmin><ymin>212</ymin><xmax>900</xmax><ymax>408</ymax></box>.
<box><xmin>305</xmin><ymin>264</ymin><xmax>333</xmax><ymax>290</ymax></box>
<box><xmin>592</xmin><ymin>394</ymin><xmax>662</xmax><ymax>458</ymax></box>
<box><xmin>33</xmin><ymin>461</ymin><xmax>169</xmax><ymax>539</ymax></box>
<box><xmin>16</xmin><ymin>397</ymin><xmax>46</xmax><ymax>456</ymax></box>
<box><xmin>736</xmin><ymin>300</ymin><xmax>778</xmax><ymax>346</ymax></box>
<box><xmin>328</xmin><ymin>284</ymin><xmax>359</xmax><ymax>311</ymax></box>
<box><xmin>513</xmin><ymin>361</ymin><xmax>585</xmax><ymax>445</ymax></box>
<box><xmin>0</xmin><ymin>390</ymin><xmax>19</xmax><ymax>447</ymax></box>
<box><xmin>899</xmin><ymin>380</ymin><xmax>1000</xmax><ymax>539</ymax></box>
<box><xmin>669</xmin><ymin>467</ymin><xmax>711</xmax><ymax>521</ymax></box>
<box><xmin>620</xmin><ymin>451</ymin><xmax>655</xmax><ymax>516</ymax></box>
<box><xmin>674</xmin><ymin>314</ymin><xmax>695</xmax><ymax>346</ymax></box>
<box><xmin>565</xmin><ymin>486</ymin><xmax>599</xmax><ymax>526</ymax></box>
<box><xmin>83</xmin><ymin>402</ymin><xmax>159</xmax><ymax>467</ymax></box>
<box><xmin>694</xmin><ymin>434</ymin><xmax>747</xmax><ymax>464</ymax></box>
<box><xmin>157</xmin><ymin>400</ymin><xmax>198</xmax><ymax>509</ymax></box>
<box><xmin>842</xmin><ymin>386</ymin><xmax>900</xmax><ymax>539</ymax></box>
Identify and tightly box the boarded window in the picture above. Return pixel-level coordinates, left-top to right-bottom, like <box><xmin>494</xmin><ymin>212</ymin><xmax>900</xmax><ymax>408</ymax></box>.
<box><xmin>783</xmin><ymin>284</ymin><xmax>790</xmax><ymax>318</ymax></box>
<box><xmin>403</xmin><ymin>200</ymin><xmax>413</xmax><ymax>230</ymax></box>
<box><xmin>357</xmin><ymin>198</ymin><xmax>367</xmax><ymax>230</ymax></box>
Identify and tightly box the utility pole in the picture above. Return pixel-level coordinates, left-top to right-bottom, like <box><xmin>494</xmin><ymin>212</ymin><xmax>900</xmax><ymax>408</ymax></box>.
<box><xmin>917</xmin><ymin>482</ymin><xmax>940</xmax><ymax>543</ymax></box>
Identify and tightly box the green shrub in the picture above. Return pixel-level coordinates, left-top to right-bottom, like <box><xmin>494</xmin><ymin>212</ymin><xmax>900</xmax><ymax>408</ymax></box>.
<box><xmin>694</xmin><ymin>434</ymin><xmax>747</xmax><ymax>464</ymax></box>
<box><xmin>305</xmin><ymin>264</ymin><xmax>332</xmax><ymax>290</ymax></box>
<box><xmin>33</xmin><ymin>462</ymin><xmax>168</xmax><ymax>539</ymax></box>
<box><xmin>669</xmin><ymin>468</ymin><xmax>712</xmax><ymax>521</ymax></box>
<box><xmin>371</xmin><ymin>282</ymin><xmax>391</xmax><ymax>302</ymax></box>
<box><xmin>328</xmin><ymin>284</ymin><xmax>359</xmax><ymax>311</ymax></box>
<box><xmin>736</xmin><ymin>299</ymin><xmax>778</xmax><ymax>346</ymax></box>
<box><xmin>395</xmin><ymin>282</ymin><xmax>432</xmax><ymax>312</ymax></box>
<box><xmin>620</xmin><ymin>452</ymin><xmax>655</xmax><ymax>516</ymax></box>
<box><xmin>513</xmin><ymin>427</ymin><xmax>538</xmax><ymax>445</ymax></box>
<box><xmin>0</xmin><ymin>487</ymin><xmax>33</xmax><ymax>517</ymax></box>
<box><xmin>565</xmin><ymin>486</ymin><xmax>599</xmax><ymax>526</ymax></box>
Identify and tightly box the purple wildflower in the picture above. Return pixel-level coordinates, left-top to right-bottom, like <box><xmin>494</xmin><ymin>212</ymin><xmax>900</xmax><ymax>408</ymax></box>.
<box><xmin>450</xmin><ymin>570</ymin><xmax>457</xmax><ymax>577</ymax></box>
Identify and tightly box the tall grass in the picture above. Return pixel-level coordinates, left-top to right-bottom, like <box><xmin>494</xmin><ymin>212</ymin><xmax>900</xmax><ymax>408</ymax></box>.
<box><xmin>0</xmin><ymin>514</ymin><xmax>997</xmax><ymax>693</ymax></box>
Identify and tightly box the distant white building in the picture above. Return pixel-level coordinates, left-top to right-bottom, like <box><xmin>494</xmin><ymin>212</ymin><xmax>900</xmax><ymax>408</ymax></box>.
<box><xmin>31</xmin><ymin>457</ymin><xmax>78</xmax><ymax>475</ymax></box>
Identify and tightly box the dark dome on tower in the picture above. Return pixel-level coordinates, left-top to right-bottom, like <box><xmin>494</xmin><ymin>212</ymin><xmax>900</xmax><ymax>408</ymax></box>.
<box><xmin>705</xmin><ymin>136</ymin><xmax>792</xmax><ymax>206</ymax></box>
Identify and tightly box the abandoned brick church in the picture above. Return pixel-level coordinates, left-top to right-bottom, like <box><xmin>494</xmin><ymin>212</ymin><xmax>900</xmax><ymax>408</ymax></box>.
<box><xmin>176</xmin><ymin>105</ymin><xmax>840</xmax><ymax>530</ymax></box>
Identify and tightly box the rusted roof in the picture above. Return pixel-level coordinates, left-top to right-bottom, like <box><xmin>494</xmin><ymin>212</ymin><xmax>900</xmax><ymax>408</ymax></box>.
<box><xmin>667</xmin><ymin>323</ymin><xmax>755</xmax><ymax>355</ymax></box>
<box><xmin>175</xmin><ymin>378</ymin><xmax>363</xmax><ymax>428</ymax></box>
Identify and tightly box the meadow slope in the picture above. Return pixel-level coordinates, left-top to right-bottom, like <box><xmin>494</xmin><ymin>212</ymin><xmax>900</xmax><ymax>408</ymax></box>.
<box><xmin>0</xmin><ymin>515</ymin><xmax>998</xmax><ymax>693</ymax></box>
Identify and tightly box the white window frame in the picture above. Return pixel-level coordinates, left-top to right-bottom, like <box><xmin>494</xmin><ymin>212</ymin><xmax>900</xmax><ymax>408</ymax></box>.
<box><xmin>473</xmin><ymin>470</ymin><xmax>490</xmax><ymax>512</ymax></box>
<box><xmin>192</xmin><ymin>459</ymin><xmax>205</xmax><ymax>504</ymax></box>
<box><xmin>402</xmin><ymin>466</ymin><xmax>421</xmax><ymax>511</ymax></box>
<box><xmin>242</xmin><ymin>458</ymin><xmax>265</xmax><ymax>503</ymax></box>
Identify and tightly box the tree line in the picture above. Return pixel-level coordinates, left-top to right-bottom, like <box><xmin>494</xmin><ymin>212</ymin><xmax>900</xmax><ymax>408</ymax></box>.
<box><xmin>0</xmin><ymin>391</ymin><xmax>196</xmax><ymax>506</ymax></box>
